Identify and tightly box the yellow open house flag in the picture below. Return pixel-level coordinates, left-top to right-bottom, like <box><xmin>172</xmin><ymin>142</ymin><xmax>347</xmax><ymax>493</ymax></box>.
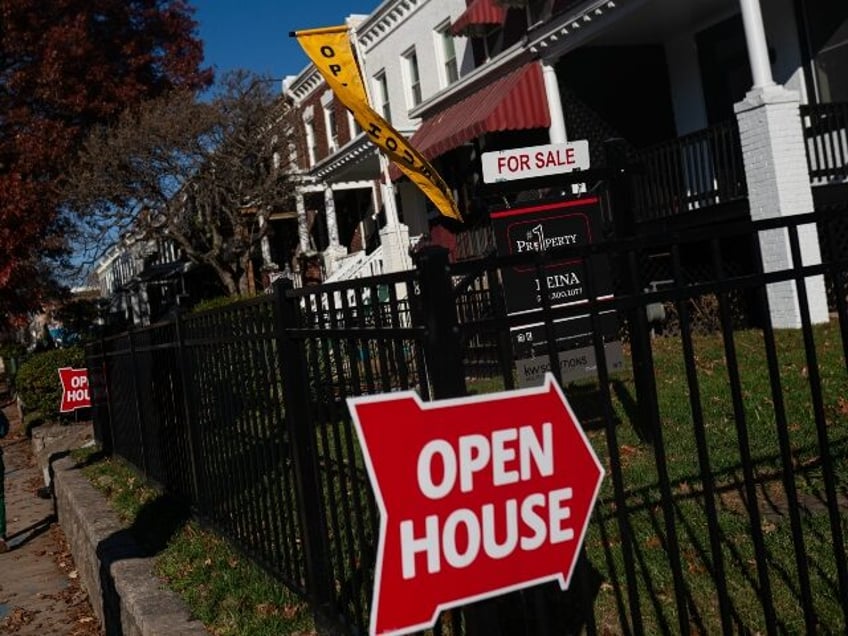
<box><xmin>294</xmin><ymin>25</ymin><xmax>462</xmax><ymax>222</ymax></box>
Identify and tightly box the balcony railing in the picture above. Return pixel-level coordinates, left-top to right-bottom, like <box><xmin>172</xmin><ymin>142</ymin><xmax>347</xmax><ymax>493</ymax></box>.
<box><xmin>631</xmin><ymin>119</ymin><xmax>748</xmax><ymax>222</ymax></box>
<box><xmin>802</xmin><ymin>102</ymin><xmax>848</xmax><ymax>184</ymax></box>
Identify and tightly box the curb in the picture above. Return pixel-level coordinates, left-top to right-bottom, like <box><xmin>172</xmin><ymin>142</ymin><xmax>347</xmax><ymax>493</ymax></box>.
<box><xmin>52</xmin><ymin>455</ymin><xmax>208</xmax><ymax>635</ymax></box>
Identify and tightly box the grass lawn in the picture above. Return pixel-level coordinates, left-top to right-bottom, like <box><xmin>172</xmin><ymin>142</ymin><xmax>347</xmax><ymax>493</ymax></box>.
<box><xmin>552</xmin><ymin>324</ymin><xmax>846</xmax><ymax>634</ymax></box>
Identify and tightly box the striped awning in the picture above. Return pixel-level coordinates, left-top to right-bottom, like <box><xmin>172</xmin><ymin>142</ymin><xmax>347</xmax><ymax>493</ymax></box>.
<box><xmin>402</xmin><ymin>62</ymin><xmax>550</xmax><ymax>164</ymax></box>
<box><xmin>451</xmin><ymin>0</ymin><xmax>507</xmax><ymax>36</ymax></box>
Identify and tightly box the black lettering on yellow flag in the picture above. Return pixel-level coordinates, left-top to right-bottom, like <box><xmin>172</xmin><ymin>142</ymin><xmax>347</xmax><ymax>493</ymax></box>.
<box><xmin>294</xmin><ymin>25</ymin><xmax>462</xmax><ymax>222</ymax></box>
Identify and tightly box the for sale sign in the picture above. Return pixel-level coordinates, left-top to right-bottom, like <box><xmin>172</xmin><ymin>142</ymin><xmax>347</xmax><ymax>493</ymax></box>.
<box><xmin>59</xmin><ymin>367</ymin><xmax>91</xmax><ymax>412</ymax></box>
<box><xmin>347</xmin><ymin>374</ymin><xmax>604</xmax><ymax>635</ymax></box>
<box><xmin>481</xmin><ymin>140</ymin><xmax>590</xmax><ymax>183</ymax></box>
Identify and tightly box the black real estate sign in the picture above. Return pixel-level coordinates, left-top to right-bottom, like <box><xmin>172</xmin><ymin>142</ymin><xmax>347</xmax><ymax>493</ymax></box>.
<box><xmin>491</xmin><ymin>195</ymin><xmax>622</xmax><ymax>386</ymax></box>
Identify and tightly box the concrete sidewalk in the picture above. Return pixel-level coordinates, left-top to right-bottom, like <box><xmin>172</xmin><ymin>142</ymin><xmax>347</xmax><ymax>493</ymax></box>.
<box><xmin>1</xmin><ymin>390</ymin><xmax>100</xmax><ymax>635</ymax></box>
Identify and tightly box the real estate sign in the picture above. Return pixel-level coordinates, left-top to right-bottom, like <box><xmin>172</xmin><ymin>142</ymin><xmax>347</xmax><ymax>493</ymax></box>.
<box><xmin>490</xmin><ymin>195</ymin><xmax>622</xmax><ymax>386</ymax></box>
<box><xmin>58</xmin><ymin>367</ymin><xmax>91</xmax><ymax>412</ymax></box>
<box><xmin>481</xmin><ymin>141</ymin><xmax>590</xmax><ymax>183</ymax></box>
<box><xmin>347</xmin><ymin>375</ymin><xmax>604</xmax><ymax>636</ymax></box>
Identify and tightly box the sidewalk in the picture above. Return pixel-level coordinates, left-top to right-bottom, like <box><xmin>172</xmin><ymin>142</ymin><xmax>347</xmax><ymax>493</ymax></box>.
<box><xmin>1</xmin><ymin>387</ymin><xmax>100</xmax><ymax>635</ymax></box>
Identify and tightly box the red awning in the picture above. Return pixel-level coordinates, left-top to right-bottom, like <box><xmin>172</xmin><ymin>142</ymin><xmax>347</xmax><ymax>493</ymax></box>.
<box><xmin>403</xmin><ymin>62</ymin><xmax>550</xmax><ymax>166</ymax></box>
<box><xmin>451</xmin><ymin>0</ymin><xmax>507</xmax><ymax>36</ymax></box>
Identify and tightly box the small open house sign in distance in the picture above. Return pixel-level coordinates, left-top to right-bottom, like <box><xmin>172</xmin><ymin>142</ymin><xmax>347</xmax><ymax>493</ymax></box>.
<box><xmin>347</xmin><ymin>374</ymin><xmax>604</xmax><ymax>635</ymax></box>
<box><xmin>58</xmin><ymin>367</ymin><xmax>91</xmax><ymax>412</ymax></box>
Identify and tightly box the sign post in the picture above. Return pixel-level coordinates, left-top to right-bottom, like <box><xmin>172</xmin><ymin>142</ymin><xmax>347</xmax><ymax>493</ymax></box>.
<box><xmin>348</xmin><ymin>374</ymin><xmax>604</xmax><ymax>635</ymax></box>
<box><xmin>58</xmin><ymin>367</ymin><xmax>91</xmax><ymax>413</ymax></box>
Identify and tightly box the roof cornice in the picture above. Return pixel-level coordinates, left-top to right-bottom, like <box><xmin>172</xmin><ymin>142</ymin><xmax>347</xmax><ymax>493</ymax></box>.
<box><xmin>286</xmin><ymin>66</ymin><xmax>325</xmax><ymax>104</ymax></box>
<box><xmin>357</xmin><ymin>0</ymin><xmax>424</xmax><ymax>51</ymax></box>
<box><xmin>527</xmin><ymin>0</ymin><xmax>633</xmax><ymax>57</ymax></box>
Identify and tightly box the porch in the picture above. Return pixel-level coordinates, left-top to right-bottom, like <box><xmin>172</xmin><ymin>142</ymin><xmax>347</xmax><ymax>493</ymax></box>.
<box><xmin>630</xmin><ymin>101</ymin><xmax>848</xmax><ymax>230</ymax></box>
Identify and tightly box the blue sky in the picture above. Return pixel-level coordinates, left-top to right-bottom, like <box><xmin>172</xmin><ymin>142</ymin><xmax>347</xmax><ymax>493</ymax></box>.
<box><xmin>193</xmin><ymin>0</ymin><xmax>382</xmax><ymax>84</ymax></box>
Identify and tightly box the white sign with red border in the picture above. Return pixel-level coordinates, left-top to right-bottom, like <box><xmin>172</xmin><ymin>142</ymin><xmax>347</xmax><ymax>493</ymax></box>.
<box><xmin>481</xmin><ymin>140</ymin><xmax>590</xmax><ymax>183</ymax></box>
<box><xmin>347</xmin><ymin>373</ymin><xmax>604</xmax><ymax>635</ymax></box>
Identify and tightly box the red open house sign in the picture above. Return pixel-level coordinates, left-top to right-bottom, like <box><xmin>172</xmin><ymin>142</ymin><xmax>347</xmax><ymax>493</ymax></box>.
<box><xmin>58</xmin><ymin>367</ymin><xmax>91</xmax><ymax>413</ymax></box>
<box><xmin>347</xmin><ymin>374</ymin><xmax>604</xmax><ymax>635</ymax></box>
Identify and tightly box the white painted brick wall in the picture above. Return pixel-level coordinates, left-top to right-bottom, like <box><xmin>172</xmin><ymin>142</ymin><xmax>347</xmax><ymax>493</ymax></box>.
<box><xmin>735</xmin><ymin>86</ymin><xmax>829</xmax><ymax>328</ymax></box>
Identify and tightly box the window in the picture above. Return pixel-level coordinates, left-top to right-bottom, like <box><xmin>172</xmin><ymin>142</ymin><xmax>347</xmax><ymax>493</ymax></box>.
<box><xmin>803</xmin><ymin>0</ymin><xmax>848</xmax><ymax>102</ymax></box>
<box><xmin>374</xmin><ymin>71</ymin><xmax>392</xmax><ymax>123</ymax></box>
<box><xmin>437</xmin><ymin>23</ymin><xmax>459</xmax><ymax>86</ymax></box>
<box><xmin>347</xmin><ymin>110</ymin><xmax>359</xmax><ymax>138</ymax></box>
<box><xmin>324</xmin><ymin>105</ymin><xmax>339</xmax><ymax>152</ymax></box>
<box><xmin>484</xmin><ymin>26</ymin><xmax>504</xmax><ymax>61</ymax></box>
<box><xmin>403</xmin><ymin>48</ymin><xmax>422</xmax><ymax>107</ymax></box>
<box><xmin>304</xmin><ymin>119</ymin><xmax>317</xmax><ymax>166</ymax></box>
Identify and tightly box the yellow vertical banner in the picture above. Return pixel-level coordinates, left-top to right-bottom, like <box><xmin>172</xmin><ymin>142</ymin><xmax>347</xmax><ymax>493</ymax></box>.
<box><xmin>294</xmin><ymin>25</ymin><xmax>463</xmax><ymax>222</ymax></box>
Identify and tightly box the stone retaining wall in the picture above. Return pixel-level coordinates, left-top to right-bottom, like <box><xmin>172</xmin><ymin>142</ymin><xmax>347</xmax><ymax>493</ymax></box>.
<box><xmin>52</xmin><ymin>455</ymin><xmax>207</xmax><ymax>636</ymax></box>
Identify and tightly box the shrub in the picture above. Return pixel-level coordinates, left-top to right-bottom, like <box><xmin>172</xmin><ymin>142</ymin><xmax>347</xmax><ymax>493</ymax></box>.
<box><xmin>190</xmin><ymin>293</ymin><xmax>259</xmax><ymax>314</ymax></box>
<box><xmin>16</xmin><ymin>346</ymin><xmax>86</xmax><ymax>419</ymax></box>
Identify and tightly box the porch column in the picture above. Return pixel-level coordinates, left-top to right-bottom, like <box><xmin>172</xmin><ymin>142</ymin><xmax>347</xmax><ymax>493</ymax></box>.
<box><xmin>258</xmin><ymin>213</ymin><xmax>276</xmax><ymax>270</ymax></box>
<box><xmin>541</xmin><ymin>60</ymin><xmax>567</xmax><ymax>144</ymax></box>
<box><xmin>378</xmin><ymin>176</ymin><xmax>411</xmax><ymax>273</ymax></box>
<box><xmin>735</xmin><ymin>87</ymin><xmax>828</xmax><ymax>327</ymax></box>
<box><xmin>295</xmin><ymin>191</ymin><xmax>310</xmax><ymax>254</ymax></box>
<box><xmin>543</xmin><ymin>58</ymin><xmax>583</xmax><ymax>194</ymax></box>
<box><xmin>738</xmin><ymin>0</ymin><xmax>775</xmax><ymax>89</ymax></box>
<box><xmin>324</xmin><ymin>186</ymin><xmax>341</xmax><ymax>249</ymax></box>
<box><xmin>323</xmin><ymin>185</ymin><xmax>347</xmax><ymax>276</ymax></box>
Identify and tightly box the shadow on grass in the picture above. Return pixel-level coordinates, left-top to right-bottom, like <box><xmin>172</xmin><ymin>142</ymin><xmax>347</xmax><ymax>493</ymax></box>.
<box><xmin>95</xmin><ymin>494</ymin><xmax>191</xmax><ymax>635</ymax></box>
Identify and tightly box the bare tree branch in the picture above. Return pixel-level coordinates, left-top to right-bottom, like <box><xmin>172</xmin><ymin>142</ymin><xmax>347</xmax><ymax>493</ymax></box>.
<box><xmin>62</xmin><ymin>71</ymin><xmax>296</xmax><ymax>295</ymax></box>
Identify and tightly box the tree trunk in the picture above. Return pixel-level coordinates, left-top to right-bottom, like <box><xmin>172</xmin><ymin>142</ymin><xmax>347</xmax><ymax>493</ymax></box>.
<box><xmin>237</xmin><ymin>255</ymin><xmax>253</xmax><ymax>295</ymax></box>
<box><xmin>218</xmin><ymin>269</ymin><xmax>239</xmax><ymax>296</ymax></box>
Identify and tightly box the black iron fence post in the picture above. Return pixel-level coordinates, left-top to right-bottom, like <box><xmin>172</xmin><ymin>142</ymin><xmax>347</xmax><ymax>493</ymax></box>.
<box><xmin>605</xmin><ymin>138</ymin><xmax>661</xmax><ymax>441</ymax></box>
<box><xmin>272</xmin><ymin>279</ymin><xmax>335</xmax><ymax>631</ymax></box>
<box><xmin>414</xmin><ymin>246</ymin><xmax>509</xmax><ymax>636</ymax></box>
<box><xmin>413</xmin><ymin>245</ymin><xmax>466</xmax><ymax>399</ymax></box>
<box><xmin>96</xmin><ymin>331</ymin><xmax>114</xmax><ymax>456</ymax></box>
<box><xmin>173</xmin><ymin>310</ymin><xmax>204</xmax><ymax>510</ymax></box>
<box><xmin>126</xmin><ymin>324</ymin><xmax>148</xmax><ymax>475</ymax></box>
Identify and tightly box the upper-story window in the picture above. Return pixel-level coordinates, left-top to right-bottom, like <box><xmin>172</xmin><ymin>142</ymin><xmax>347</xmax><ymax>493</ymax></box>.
<box><xmin>484</xmin><ymin>26</ymin><xmax>504</xmax><ymax>61</ymax></box>
<box><xmin>436</xmin><ymin>22</ymin><xmax>459</xmax><ymax>87</ymax></box>
<box><xmin>304</xmin><ymin>118</ymin><xmax>317</xmax><ymax>166</ymax></box>
<box><xmin>324</xmin><ymin>105</ymin><xmax>339</xmax><ymax>152</ymax></box>
<box><xmin>526</xmin><ymin>0</ymin><xmax>550</xmax><ymax>26</ymax></box>
<box><xmin>374</xmin><ymin>71</ymin><xmax>392</xmax><ymax>123</ymax></box>
<box><xmin>803</xmin><ymin>1</ymin><xmax>848</xmax><ymax>102</ymax></box>
<box><xmin>347</xmin><ymin>110</ymin><xmax>359</xmax><ymax>139</ymax></box>
<box><xmin>403</xmin><ymin>47</ymin><xmax>423</xmax><ymax>107</ymax></box>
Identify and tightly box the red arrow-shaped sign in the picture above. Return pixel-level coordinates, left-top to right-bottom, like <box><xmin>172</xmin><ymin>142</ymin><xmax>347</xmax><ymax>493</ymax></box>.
<box><xmin>347</xmin><ymin>373</ymin><xmax>604</xmax><ymax>636</ymax></box>
<box><xmin>58</xmin><ymin>367</ymin><xmax>91</xmax><ymax>413</ymax></box>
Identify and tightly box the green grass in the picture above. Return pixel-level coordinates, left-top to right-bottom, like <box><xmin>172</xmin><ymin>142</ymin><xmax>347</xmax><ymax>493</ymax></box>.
<box><xmin>581</xmin><ymin>324</ymin><xmax>848</xmax><ymax>634</ymax></box>
<box><xmin>74</xmin><ymin>450</ymin><xmax>316</xmax><ymax>636</ymax></box>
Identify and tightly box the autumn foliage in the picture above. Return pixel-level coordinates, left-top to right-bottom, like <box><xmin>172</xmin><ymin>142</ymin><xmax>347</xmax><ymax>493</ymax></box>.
<box><xmin>0</xmin><ymin>0</ymin><xmax>212</xmax><ymax>325</ymax></box>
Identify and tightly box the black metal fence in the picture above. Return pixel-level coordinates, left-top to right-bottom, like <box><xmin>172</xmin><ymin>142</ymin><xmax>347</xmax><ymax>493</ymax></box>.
<box><xmin>87</xmin><ymin>203</ymin><xmax>848</xmax><ymax>635</ymax></box>
<box><xmin>803</xmin><ymin>101</ymin><xmax>848</xmax><ymax>184</ymax></box>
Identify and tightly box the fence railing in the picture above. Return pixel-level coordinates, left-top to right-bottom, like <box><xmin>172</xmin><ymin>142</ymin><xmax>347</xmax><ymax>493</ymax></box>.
<box><xmin>631</xmin><ymin>118</ymin><xmax>748</xmax><ymax>221</ymax></box>
<box><xmin>802</xmin><ymin>101</ymin><xmax>848</xmax><ymax>184</ymax></box>
<box><xmin>87</xmin><ymin>204</ymin><xmax>848</xmax><ymax>635</ymax></box>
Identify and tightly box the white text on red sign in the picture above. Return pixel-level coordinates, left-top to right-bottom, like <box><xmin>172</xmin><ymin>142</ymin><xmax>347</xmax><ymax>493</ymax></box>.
<box><xmin>58</xmin><ymin>367</ymin><xmax>92</xmax><ymax>412</ymax></box>
<box><xmin>347</xmin><ymin>374</ymin><xmax>604</xmax><ymax>636</ymax></box>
